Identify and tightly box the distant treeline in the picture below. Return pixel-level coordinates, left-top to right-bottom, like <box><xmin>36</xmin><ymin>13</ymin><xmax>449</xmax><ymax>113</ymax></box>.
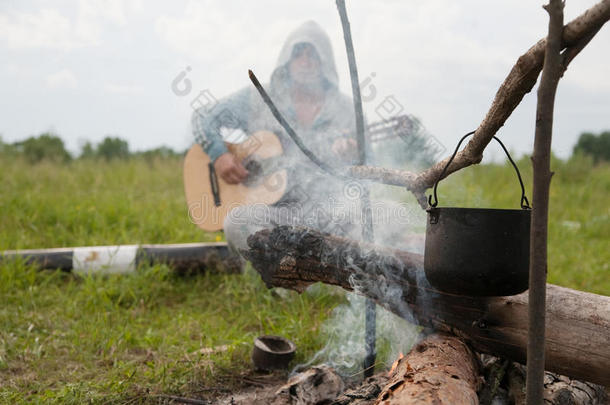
<box><xmin>1</xmin><ymin>130</ymin><xmax>608</xmax><ymax>164</ymax></box>
<box><xmin>572</xmin><ymin>131</ymin><xmax>610</xmax><ymax>164</ymax></box>
<box><xmin>0</xmin><ymin>133</ymin><xmax>183</xmax><ymax>163</ymax></box>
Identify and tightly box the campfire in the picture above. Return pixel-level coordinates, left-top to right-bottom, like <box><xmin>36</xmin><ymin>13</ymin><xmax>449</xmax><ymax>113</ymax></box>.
<box><xmin>240</xmin><ymin>225</ymin><xmax>609</xmax><ymax>404</ymax></box>
<box><xmin>236</xmin><ymin>0</ymin><xmax>610</xmax><ymax>403</ymax></box>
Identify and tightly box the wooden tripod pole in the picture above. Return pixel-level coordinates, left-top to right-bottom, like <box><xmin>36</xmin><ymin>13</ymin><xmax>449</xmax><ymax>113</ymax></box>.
<box><xmin>336</xmin><ymin>0</ymin><xmax>377</xmax><ymax>378</ymax></box>
<box><xmin>526</xmin><ymin>0</ymin><xmax>563</xmax><ymax>403</ymax></box>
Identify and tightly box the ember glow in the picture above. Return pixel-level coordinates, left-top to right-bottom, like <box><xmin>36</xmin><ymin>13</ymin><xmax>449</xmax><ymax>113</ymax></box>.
<box><xmin>388</xmin><ymin>352</ymin><xmax>404</xmax><ymax>376</ymax></box>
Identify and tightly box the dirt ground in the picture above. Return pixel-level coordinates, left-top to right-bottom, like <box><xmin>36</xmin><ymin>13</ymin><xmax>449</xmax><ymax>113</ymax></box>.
<box><xmin>158</xmin><ymin>367</ymin><xmax>388</xmax><ymax>405</ymax></box>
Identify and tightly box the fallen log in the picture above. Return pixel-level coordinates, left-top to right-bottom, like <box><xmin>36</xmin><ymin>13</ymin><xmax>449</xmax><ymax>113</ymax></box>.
<box><xmin>242</xmin><ymin>226</ymin><xmax>610</xmax><ymax>387</ymax></box>
<box><xmin>375</xmin><ymin>334</ymin><xmax>481</xmax><ymax>405</ymax></box>
<box><xmin>331</xmin><ymin>352</ymin><xmax>607</xmax><ymax>404</ymax></box>
<box><xmin>0</xmin><ymin>242</ymin><xmax>240</xmax><ymax>275</ymax></box>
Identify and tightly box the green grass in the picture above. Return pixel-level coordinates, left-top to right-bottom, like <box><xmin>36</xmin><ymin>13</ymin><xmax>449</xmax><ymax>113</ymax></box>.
<box><xmin>0</xmin><ymin>156</ymin><xmax>219</xmax><ymax>249</ymax></box>
<box><xmin>0</xmin><ymin>156</ymin><xmax>347</xmax><ymax>403</ymax></box>
<box><xmin>0</xmin><ymin>154</ymin><xmax>608</xmax><ymax>403</ymax></box>
<box><xmin>0</xmin><ymin>259</ymin><xmax>344</xmax><ymax>404</ymax></box>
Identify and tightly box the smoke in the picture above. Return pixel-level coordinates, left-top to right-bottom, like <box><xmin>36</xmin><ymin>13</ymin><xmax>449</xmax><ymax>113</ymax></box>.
<box><xmin>290</xmin><ymin>194</ymin><xmax>428</xmax><ymax>378</ymax></box>
<box><xmin>368</xmin><ymin>114</ymin><xmax>446</xmax><ymax>172</ymax></box>
<box><xmin>191</xmin><ymin>21</ymin><xmax>441</xmax><ymax>376</ymax></box>
<box><xmin>309</xmin><ymin>215</ymin><xmax>426</xmax><ymax>376</ymax></box>
<box><xmin>294</xmin><ymin>292</ymin><xmax>421</xmax><ymax>377</ymax></box>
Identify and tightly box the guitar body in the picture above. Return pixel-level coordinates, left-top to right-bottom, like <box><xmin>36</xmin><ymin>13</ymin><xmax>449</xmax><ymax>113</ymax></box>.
<box><xmin>183</xmin><ymin>131</ymin><xmax>288</xmax><ymax>231</ymax></box>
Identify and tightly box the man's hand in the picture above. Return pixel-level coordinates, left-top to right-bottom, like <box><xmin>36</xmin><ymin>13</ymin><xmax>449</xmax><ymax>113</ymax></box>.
<box><xmin>331</xmin><ymin>137</ymin><xmax>358</xmax><ymax>163</ymax></box>
<box><xmin>214</xmin><ymin>152</ymin><xmax>249</xmax><ymax>184</ymax></box>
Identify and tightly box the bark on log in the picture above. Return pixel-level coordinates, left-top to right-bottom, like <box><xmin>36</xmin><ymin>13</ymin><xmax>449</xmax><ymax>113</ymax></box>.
<box><xmin>329</xmin><ymin>354</ymin><xmax>607</xmax><ymax>404</ymax></box>
<box><xmin>276</xmin><ymin>365</ymin><xmax>345</xmax><ymax>404</ymax></box>
<box><xmin>331</xmin><ymin>375</ymin><xmax>388</xmax><ymax>405</ymax></box>
<box><xmin>506</xmin><ymin>362</ymin><xmax>609</xmax><ymax>405</ymax></box>
<box><xmin>375</xmin><ymin>334</ymin><xmax>481</xmax><ymax>405</ymax></box>
<box><xmin>242</xmin><ymin>226</ymin><xmax>610</xmax><ymax>387</ymax></box>
<box><xmin>345</xmin><ymin>0</ymin><xmax>610</xmax><ymax>207</ymax></box>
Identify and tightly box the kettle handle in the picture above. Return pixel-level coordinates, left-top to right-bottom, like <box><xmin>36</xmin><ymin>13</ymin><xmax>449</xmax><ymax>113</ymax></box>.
<box><xmin>428</xmin><ymin>131</ymin><xmax>531</xmax><ymax>209</ymax></box>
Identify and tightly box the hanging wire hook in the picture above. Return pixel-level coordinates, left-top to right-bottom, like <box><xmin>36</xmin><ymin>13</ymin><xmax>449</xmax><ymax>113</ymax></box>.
<box><xmin>428</xmin><ymin>131</ymin><xmax>531</xmax><ymax>209</ymax></box>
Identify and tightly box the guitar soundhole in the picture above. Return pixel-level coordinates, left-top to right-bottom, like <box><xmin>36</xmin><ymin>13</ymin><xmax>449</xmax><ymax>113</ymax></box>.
<box><xmin>242</xmin><ymin>159</ymin><xmax>262</xmax><ymax>187</ymax></box>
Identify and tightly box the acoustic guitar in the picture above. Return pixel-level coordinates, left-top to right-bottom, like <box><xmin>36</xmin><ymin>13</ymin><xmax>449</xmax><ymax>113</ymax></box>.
<box><xmin>183</xmin><ymin>131</ymin><xmax>288</xmax><ymax>231</ymax></box>
<box><xmin>183</xmin><ymin>115</ymin><xmax>417</xmax><ymax>231</ymax></box>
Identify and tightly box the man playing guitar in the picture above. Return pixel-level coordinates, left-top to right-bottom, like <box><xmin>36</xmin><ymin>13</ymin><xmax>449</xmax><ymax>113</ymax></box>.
<box><xmin>190</xmin><ymin>21</ymin><xmax>361</xmax><ymax>255</ymax></box>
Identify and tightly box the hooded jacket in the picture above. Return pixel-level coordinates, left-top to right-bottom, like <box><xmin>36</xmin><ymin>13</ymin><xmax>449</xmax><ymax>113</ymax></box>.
<box><xmin>191</xmin><ymin>21</ymin><xmax>358</xmax><ymax>180</ymax></box>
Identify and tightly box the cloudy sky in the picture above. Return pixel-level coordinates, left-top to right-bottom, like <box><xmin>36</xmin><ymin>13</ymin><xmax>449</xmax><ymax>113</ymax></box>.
<box><xmin>0</xmin><ymin>0</ymin><xmax>608</xmax><ymax>160</ymax></box>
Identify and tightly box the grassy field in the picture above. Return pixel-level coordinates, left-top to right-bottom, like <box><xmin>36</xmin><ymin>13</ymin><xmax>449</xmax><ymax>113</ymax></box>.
<box><xmin>0</xmin><ymin>154</ymin><xmax>608</xmax><ymax>403</ymax></box>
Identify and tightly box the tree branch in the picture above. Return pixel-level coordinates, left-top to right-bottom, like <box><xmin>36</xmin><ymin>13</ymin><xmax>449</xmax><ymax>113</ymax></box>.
<box><xmin>347</xmin><ymin>0</ymin><xmax>610</xmax><ymax>208</ymax></box>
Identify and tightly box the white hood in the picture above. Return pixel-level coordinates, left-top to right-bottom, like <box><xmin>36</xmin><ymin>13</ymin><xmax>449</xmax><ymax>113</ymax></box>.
<box><xmin>270</xmin><ymin>20</ymin><xmax>339</xmax><ymax>92</ymax></box>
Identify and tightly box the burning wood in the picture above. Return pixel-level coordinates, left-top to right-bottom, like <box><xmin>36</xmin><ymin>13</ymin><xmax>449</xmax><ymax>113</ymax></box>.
<box><xmin>376</xmin><ymin>334</ymin><xmax>480</xmax><ymax>405</ymax></box>
<box><xmin>276</xmin><ymin>365</ymin><xmax>344</xmax><ymax>404</ymax></box>
<box><xmin>505</xmin><ymin>362</ymin><xmax>609</xmax><ymax>405</ymax></box>
<box><xmin>387</xmin><ymin>352</ymin><xmax>403</xmax><ymax>377</ymax></box>
<box><xmin>242</xmin><ymin>225</ymin><xmax>610</xmax><ymax>387</ymax></box>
